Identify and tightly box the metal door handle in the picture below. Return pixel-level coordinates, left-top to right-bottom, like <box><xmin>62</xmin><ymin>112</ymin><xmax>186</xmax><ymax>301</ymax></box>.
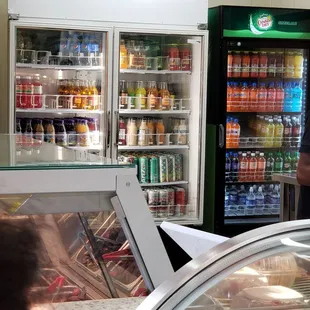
<box><xmin>219</xmin><ymin>124</ymin><xmax>225</xmax><ymax>148</ymax></box>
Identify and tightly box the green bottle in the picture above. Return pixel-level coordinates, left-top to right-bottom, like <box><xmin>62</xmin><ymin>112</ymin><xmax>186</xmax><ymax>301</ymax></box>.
<box><xmin>283</xmin><ymin>152</ymin><xmax>292</xmax><ymax>173</ymax></box>
<box><xmin>291</xmin><ymin>152</ymin><xmax>300</xmax><ymax>173</ymax></box>
<box><xmin>265</xmin><ymin>152</ymin><xmax>275</xmax><ymax>181</ymax></box>
<box><xmin>275</xmin><ymin>152</ymin><xmax>283</xmax><ymax>173</ymax></box>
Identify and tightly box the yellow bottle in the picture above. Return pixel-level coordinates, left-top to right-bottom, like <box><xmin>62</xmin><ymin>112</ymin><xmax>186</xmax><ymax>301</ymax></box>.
<box><xmin>136</xmin><ymin>81</ymin><xmax>146</xmax><ymax>110</ymax></box>
<box><xmin>274</xmin><ymin>118</ymin><xmax>284</xmax><ymax>147</ymax></box>
<box><xmin>265</xmin><ymin>119</ymin><xmax>275</xmax><ymax>148</ymax></box>
<box><xmin>294</xmin><ymin>52</ymin><xmax>304</xmax><ymax>79</ymax></box>
<box><xmin>120</xmin><ymin>39</ymin><xmax>128</xmax><ymax>70</ymax></box>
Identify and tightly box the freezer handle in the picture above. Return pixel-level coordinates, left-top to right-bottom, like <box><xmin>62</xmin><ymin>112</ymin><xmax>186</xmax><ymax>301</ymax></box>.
<box><xmin>218</xmin><ymin>124</ymin><xmax>225</xmax><ymax>148</ymax></box>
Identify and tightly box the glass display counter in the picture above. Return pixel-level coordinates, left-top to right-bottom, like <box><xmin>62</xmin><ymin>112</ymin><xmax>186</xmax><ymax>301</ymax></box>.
<box><xmin>0</xmin><ymin>134</ymin><xmax>173</xmax><ymax>307</ymax></box>
<box><xmin>139</xmin><ymin>219</ymin><xmax>310</xmax><ymax>309</ymax></box>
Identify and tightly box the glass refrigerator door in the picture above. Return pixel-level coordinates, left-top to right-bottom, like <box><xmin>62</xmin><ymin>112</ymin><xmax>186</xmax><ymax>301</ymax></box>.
<box><xmin>11</xmin><ymin>23</ymin><xmax>111</xmax><ymax>156</ymax></box>
<box><xmin>113</xmin><ymin>29</ymin><xmax>207</xmax><ymax>225</ymax></box>
<box><xmin>138</xmin><ymin>220</ymin><xmax>310</xmax><ymax>309</ymax></box>
<box><xmin>224</xmin><ymin>47</ymin><xmax>307</xmax><ymax>225</ymax></box>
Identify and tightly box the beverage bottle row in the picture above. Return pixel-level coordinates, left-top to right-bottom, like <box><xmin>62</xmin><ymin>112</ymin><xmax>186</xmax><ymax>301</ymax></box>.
<box><xmin>57</xmin><ymin>79</ymin><xmax>99</xmax><ymax>110</ymax></box>
<box><xmin>226</xmin><ymin>118</ymin><xmax>241</xmax><ymax>148</ymax></box>
<box><xmin>225</xmin><ymin>184</ymin><xmax>280</xmax><ymax>216</ymax></box>
<box><xmin>16</xmin><ymin>117</ymin><xmax>100</xmax><ymax>148</ymax></box>
<box><xmin>118</xmin><ymin>152</ymin><xmax>183</xmax><ymax>184</ymax></box>
<box><xmin>227</xmin><ymin>82</ymin><xmax>302</xmax><ymax>112</ymax></box>
<box><xmin>142</xmin><ymin>187</ymin><xmax>187</xmax><ymax>218</ymax></box>
<box><xmin>119</xmin><ymin>117</ymin><xmax>187</xmax><ymax>147</ymax></box>
<box><xmin>249</xmin><ymin>115</ymin><xmax>301</xmax><ymax>148</ymax></box>
<box><xmin>119</xmin><ymin>80</ymin><xmax>176</xmax><ymax>111</ymax></box>
<box><xmin>120</xmin><ymin>39</ymin><xmax>192</xmax><ymax>71</ymax></box>
<box><xmin>228</xmin><ymin>50</ymin><xmax>304</xmax><ymax>79</ymax></box>
<box><xmin>226</xmin><ymin>151</ymin><xmax>299</xmax><ymax>183</ymax></box>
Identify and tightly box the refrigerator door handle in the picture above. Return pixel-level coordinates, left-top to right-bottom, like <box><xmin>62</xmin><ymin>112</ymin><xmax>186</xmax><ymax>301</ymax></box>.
<box><xmin>218</xmin><ymin>124</ymin><xmax>225</xmax><ymax>148</ymax></box>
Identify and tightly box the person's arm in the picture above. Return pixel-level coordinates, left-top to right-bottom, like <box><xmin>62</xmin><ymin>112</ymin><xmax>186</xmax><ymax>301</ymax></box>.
<box><xmin>297</xmin><ymin>114</ymin><xmax>310</xmax><ymax>186</ymax></box>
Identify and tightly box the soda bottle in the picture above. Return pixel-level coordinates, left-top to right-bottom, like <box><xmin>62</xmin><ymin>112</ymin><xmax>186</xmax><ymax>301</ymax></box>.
<box><xmin>285</xmin><ymin>52</ymin><xmax>295</xmax><ymax>78</ymax></box>
<box><xmin>246</xmin><ymin>187</ymin><xmax>256</xmax><ymax>215</ymax></box>
<box><xmin>292</xmin><ymin>117</ymin><xmax>301</xmax><ymax>147</ymax></box>
<box><xmin>226</xmin><ymin>117</ymin><xmax>232</xmax><ymax>148</ymax></box>
<box><xmin>159</xmin><ymin>82</ymin><xmax>170</xmax><ymax>111</ymax></box>
<box><xmin>267</xmin><ymin>82</ymin><xmax>276</xmax><ymax>112</ymax></box>
<box><xmin>119</xmin><ymin>80</ymin><xmax>128</xmax><ymax>110</ymax></box>
<box><xmin>257</xmin><ymin>153</ymin><xmax>266</xmax><ymax>181</ymax></box>
<box><xmin>255</xmin><ymin>187</ymin><xmax>265</xmax><ymax>215</ymax></box>
<box><xmin>227</xmin><ymin>51</ymin><xmax>233</xmax><ymax>78</ymax></box>
<box><xmin>292</xmin><ymin>82</ymin><xmax>302</xmax><ymax>112</ymax></box>
<box><xmin>266</xmin><ymin>153</ymin><xmax>275</xmax><ymax>181</ymax></box>
<box><xmin>239</xmin><ymin>153</ymin><xmax>248</xmax><ymax>182</ymax></box>
<box><xmin>283</xmin><ymin>117</ymin><xmax>292</xmax><ymax>147</ymax></box>
<box><xmin>294</xmin><ymin>52</ymin><xmax>304</xmax><ymax>79</ymax></box>
<box><xmin>231</xmin><ymin>82</ymin><xmax>240</xmax><ymax>112</ymax></box>
<box><xmin>232</xmin><ymin>51</ymin><xmax>241</xmax><ymax>78</ymax></box>
<box><xmin>231</xmin><ymin>118</ymin><xmax>240</xmax><ymax>148</ymax></box>
<box><xmin>240</xmin><ymin>82</ymin><xmax>249</xmax><ymax>112</ymax></box>
<box><xmin>248</xmin><ymin>153</ymin><xmax>257</xmax><ymax>181</ymax></box>
<box><xmin>274</xmin><ymin>118</ymin><xmax>284</xmax><ymax>147</ymax></box>
<box><xmin>276</xmin><ymin>52</ymin><xmax>284</xmax><ymax>78</ymax></box>
<box><xmin>231</xmin><ymin>153</ymin><xmax>239</xmax><ymax>182</ymax></box>
<box><xmin>227</xmin><ymin>82</ymin><xmax>233</xmax><ymax>112</ymax></box>
<box><xmin>275</xmin><ymin>152</ymin><xmax>283</xmax><ymax>173</ymax></box>
<box><xmin>80</xmin><ymin>34</ymin><xmax>91</xmax><ymax>66</ymax></box>
<box><xmin>118</xmin><ymin>117</ymin><xmax>127</xmax><ymax>145</ymax></box>
<box><xmin>225</xmin><ymin>152</ymin><xmax>231</xmax><ymax>183</ymax></box>
<box><xmin>250</xmin><ymin>52</ymin><xmax>259</xmax><ymax>78</ymax></box>
<box><xmin>284</xmin><ymin>152</ymin><xmax>292</xmax><ymax>173</ymax></box>
<box><xmin>241</xmin><ymin>51</ymin><xmax>250</xmax><ymax>78</ymax></box>
<box><xmin>259</xmin><ymin>52</ymin><xmax>268</xmax><ymax>78</ymax></box>
<box><xmin>275</xmin><ymin>82</ymin><xmax>284</xmax><ymax>112</ymax></box>
<box><xmin>249</xmin><ymin>83</ymin><xmax>258</xmax><ymax>112</ymax></box>
<box><xmin>264</xmin><ymin>119</ymin><xmax>275</xmax><ymax>148</ymax></box>
<box><xmin>291</xmin><ymin>152</ymin><xmax>300</xmax><ymax>172</ymax></box>
<box><xmin>284</xmin><ymin>82</ymin><xmax>293</xmax><ymax>112</ymax></box>
<box><xmin>258</xmin><ymin>83</ymin><xmax>267</xmax><ymax>112</ymax></box>
<box><xmin>136</xmin><ymin>81</ymin><xmax>147</xmax><ymax>110</ymax></box>
<box><xmin>268</xmin><ymin>52</ymin><xmax>277</xmax><ymax>77</ymax></box>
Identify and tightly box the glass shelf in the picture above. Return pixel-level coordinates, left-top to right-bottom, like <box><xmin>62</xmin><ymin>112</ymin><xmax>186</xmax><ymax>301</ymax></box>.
<box><xmin>16</xmin><ymin>63</ymin><xmax>104</xmax><ymax>71</ymax></box>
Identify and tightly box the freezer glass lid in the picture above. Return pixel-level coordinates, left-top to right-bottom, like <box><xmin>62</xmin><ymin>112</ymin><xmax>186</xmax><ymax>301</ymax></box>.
<box><xmin>0</xmin><ymin>134</ymin><xmax>133</xmax><ymax>170</ymax></box>
<box><xmin>139</xmin><ymin>220</ymin><xmax>310</xmax><ymax>309</ymax></box>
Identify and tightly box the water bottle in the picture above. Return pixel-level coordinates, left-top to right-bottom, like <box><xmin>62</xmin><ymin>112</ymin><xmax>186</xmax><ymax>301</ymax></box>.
<box><xmin>225</xmin><ymin>152</ymin><xmax>231</xmax><ymax>183</ymax></box>
<box><xmin>225</xmin><ymin>187</ymin><xmax>229</xmax><ymax>217</ymax></box>
<box><xmin>229</xmin><ymin>185</ymin><xmax>238</xmax><ymax>215</ymax></box>
<box><xmin>292</xmin><ymin>82</ymin><xmax>302</xmax><ymax>112</ymax></box>
<box><xmin>284</xmin><ymin>82</ymin><xmax>293</xmax><ymax>112</ymax></box>
<box><xmin>231</xmin><ymin>153</ymin><xmax>239</xmax><ymax>182</ymax></box>
<box><xmin>253</xmin><ymin>185</ymin><xmax>258</xmax><ymax>194</ymax></box>
<box><xmin>238</xmin><ymin>185</ymin><xmax>247</xmax><ymax>216</ymax></box>
<box><xmin>246</xmin><ymin>187</ymin><xmax>256</xmax><ymax>215</ymax></box>
<box><xmin>255</xmin><ymin>186</ymin><xmax>265</xmax><ymax>215</ymax></box>
<box><xmin>271</xmin><ymin>185</ymin><xmax>280</xmax><ymax>214</ymax></box>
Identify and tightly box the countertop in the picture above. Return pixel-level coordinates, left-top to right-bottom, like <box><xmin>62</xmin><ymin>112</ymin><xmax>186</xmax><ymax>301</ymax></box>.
<box><xmin>32</xmin><ymin>298</ymin><xmax>145</xmax><ymax>310</ymax></box>
<box><xmin>272</xmin><ymin>173</ymin><xmax>299</xmax><ymax>186</ymax></box>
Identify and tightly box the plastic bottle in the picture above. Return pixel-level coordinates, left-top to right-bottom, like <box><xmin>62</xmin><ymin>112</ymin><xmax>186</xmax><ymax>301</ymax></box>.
<box><xmin>231</xmin><ymin>153</ymin><xmax>239</xmax><ymax>182</ymax></box>
<box><xmin>227</xmin><ymin>82</ymin><xmax>233</xmax><ymax>112</ymax></box>
<box><xmin>248</xmin><ymin>153</ymin><xmax>257</xmax><ymax>181</ymax></box>
<box><xmin>226</xmin><ymin>117</ymin><xmax>232</xmax><ymax>149</ymax></box>
<box><xmin>257</xmin><ymin>153</ymin><xmax>266</xmax><ymax>181</ymax></box>
<box><xmin>246</xmin><ymin>187</ymin><xmax>256</xmax><ymax>215</ymax></box>
<box><xmin>255</xmin><ymin>187</ymin><xmax>265</xmax><ymax>215</ymax></box>
<box><xmin>231</xmin><ymin>119</ymin><xmax>240</xmax><ymax>148</ymax></box>
<box><xmin>56</xmin><ymin>120</ymin><xmax>67</xmax><ymax>147</ymax></box>
<box><xmin>227</xmin><ymin>51</ymin><xmax>233</xmax><ymax>78</ymax></box>
<box><xmin>229</xmin><ymin>185</ymin><xmax>238</xmax><ymax>206</ymax></box>
<box><xmin>241</xmin><ymin>51</ymin><xmax>250</xmax><ymax>78</ymax></box>
<box><xmin>240</xmin><ymin>82</ymin><xmax>249</xmax><ymax>112</ymax></box>
<box><xmin>292</xmin><ymin>117</ymin><xmax>301</xmax><ymax>147</ymax></box>
<box><xmin>275</xmin><ymin>82</ymin><xmax>284</xmax><ymax>112</ymax></box>
<box><xmin>265</xmin><ymin>153</ymin><xmax>275</xmax><ymax>181</ymax></box>
<box><xmin>264</xmin><ymin>119</ymin><xmax>275</xmax><ymax>148</ymax></box>
<box><xmin>239</xmin><ymin>153</ymin><xmax>248</xmax><ymax>182</ymax></box>
<box><xmin>274</xmin><ymin>118</ymin><xmax>284</xmax><ymax>147</ymax></box>
<box><xmin>80</xmin><ymin>34</ymin><xmax>91</xmax><ymax>66</ymax></box>
<box><xmin>259</xmin><ymin>52</ymin><xmax>268</xmax><ymax>78</ymax></box>
<box><xmin>267</xmin><ymin>82</ymin><xmax>276</xmax><ymax>112</ymax></box>
<box><xmin>266</xmin><ymin>184</ymin><xmax>274</xmax><ymax>205</ymax></box>
<box><xmin>225</xmin><ymin>187</ymin><xmax>229</xmax><ymax>216</ymax></box>
<box><xmin>284</xmin><ymin>82</ymin><xmax>293</xmax><ymax>112</ymax></box>
<box><xmin>250</xmin><ymin>52</ymin><xmax>259</xmax><ymax>78</ymax></box>
<box><xmin>232</xmin><ymin>51</ymin><xmax>241</xmax><ymax>78</ymax></box>
<box><xmin>120</xmin><ymin>39</ymin><xmax>128</xmax><ymax>70</ymax></box>
<box><xmin>292</xmin><ymin>82</ymin><xmax>302</xmax><ymax>112</ymax></box>
<box><xmin>275</xmin><ymin>152</ymin><xmax>284</xmax><ymax>173</ymax></box>
<box><xmin>271</xmin><ymin>185</ymin><xmax>280</xmax><ymax>211</ymax></box>
<box><xmin>249</xmin><ymin>83</ymin><xmax>258</xmax><ymax>112</ymax></box>
<box><xmin>283</xmin><ymin>152</ymin><xmax>292</xmax><ymax>173</ymax></box>
<box><xmin>294</xmin><ymin>52</ymin><xmax>304</xmax><ymax>79</ymax></box>
<box><xmin>127</xmin><ymin>118</ymin><xmax>138</xmax><ymax>146</ymax></box>
<box><xmin>258</xmin><ymin>83</ymin><xmax>267</xmax><ymax>112</ymax></box>
<box><xmin>283</xmin><ymin>117</ymin><xmax>292</xmax><ymax>147</ymax></box>
<box><xmin>231</xmin><ymin>82</ymin><xmax>240</xmax><ymax>112</ymax></box>
<box><xmin>238</xmin><ymin>185</ymin><xmax>247</xmax><ymax>206</ymax></box>
<box><xmin>225</xmin><ymin>152</ymin><xmax>231</xmax><ymax>183</ymax></box>
<box><xmin>292</xmin><ymin>152</ymin><xmax>300</xmax><ymax>172</ymax></box>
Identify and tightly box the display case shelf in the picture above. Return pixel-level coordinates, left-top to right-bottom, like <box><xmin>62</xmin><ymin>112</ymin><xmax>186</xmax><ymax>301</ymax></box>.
<box><xmin>16</xmin><ymin>108</ymin><xmax>103</xmax><ymax>114</ymax></box>
<box><xmin>66</xmin><ymin>145</ymin><xmax>103</xmax><ymax>152</ymax></box>
<box><xmin>16</xmin><ymin>63</ymin><xmax>104</xmax><ymax>71</ymax></box>
<box><xmin>119</xmin><ymin>145</ymin><xmax>189</xmax><ymax>151</ymax></box>
<box><xmin>140</xmin><ymin>181</ymin><xmax>188</xmax><ymax>187</ymax></box>
<box><xmin>227</xmin><ymin>111</ymin><xmax>303</xmax><ymax>115</ymax></box>
<box><xmin>120</xmin><ymin>69</ymin><xmax>191</xmax><ymax>75</ymax></box>
<box><xmin>119</xmin><ymin>110</ymin><xmax>190</xmax><ymax>115</ymax></box>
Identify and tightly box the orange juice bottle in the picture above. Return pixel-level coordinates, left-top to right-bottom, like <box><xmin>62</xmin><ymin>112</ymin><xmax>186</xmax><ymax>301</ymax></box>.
<box><xmin>240</xmin><ymin>82</ymin><xmax>249</xmax><ymax>112</ymax></box>
<box><xmin>159</xmin><ymin>82</ymin><xmax>170</xmax><ymax>111</ymax></box>
<box><xmin>147</xmin><ymin>81</ymin><xmax>158</xmax><ymax>110</ymax></box>
<box><xmin>156</xmin><ymin>119</ymin><xmax>165</xmax><ymax>145</ymax></box>
<box><xmin>73</xmin><ymin>80</ymin><xmax>82</xmax><ymax>109</ymax></box>
<box><xmin>80</xmin><ymin>80</ymin><xmax>88</xmax><ymax>109</ymax></box>
<box><xmin>226</xmin><ymin>117</ymin><xmax>232</xmax><ymax>148</ymax></box>
<box><xmin>120</xmin><ymin>39</ymin><xmax>128</xmax><ymax>69</ymax></box>
<box><xmin>231</xmin><ymin>118</ymin><xmax>240</xmax><ymax>148</ymax></box>
<box><xmin>88</xmin><ymin>80</ymin><xmax>99</xmax><ymax>110</ymax></box>
<box><xmin>227</xmin><ymin>82</ymin><xmax>233</xmax><ymax>112</ymax></box>
<box><xmin>147</xmin><ymin>118</ymin><xmax>155</xmax><ymax>145</ymax></box>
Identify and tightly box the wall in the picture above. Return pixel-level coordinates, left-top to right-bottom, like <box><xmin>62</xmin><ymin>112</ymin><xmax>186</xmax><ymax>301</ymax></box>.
<box><xmin>209</xmin><ymin>0</ymin><xmax>310</xmax><ymax>9</ymax></box>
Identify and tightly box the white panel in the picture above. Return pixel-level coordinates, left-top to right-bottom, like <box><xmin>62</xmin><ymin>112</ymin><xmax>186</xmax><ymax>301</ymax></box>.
<box><xmin>294</xmin><ymin>0</ymin><xmax>310</xmax><ymax>9</ymax></box>
<box><xmin>271</xmin><ymin>0</ymin><xmax>295</xmax><ymax>7</ymax></box>
<box><xmin>8</xmin><ymin>0</ymin><xmax>208</xmax><ymax>28</ymax></box>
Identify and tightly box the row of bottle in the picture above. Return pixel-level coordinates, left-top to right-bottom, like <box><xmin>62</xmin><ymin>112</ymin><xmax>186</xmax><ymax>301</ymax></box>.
<box><xmin>119</xmin><ymin>80</ymin><xmax>177</xmax><ymax>111</ymax></box>
<box><xmin>225</xmin><ymin>184</ymin><xmax>281</xmax><ymax>217</ymax></box>
<box><xmin>227</xmin><ymin>50</ymin><xmax>304</xmax><ymax>79</ymax></box>
<box><xmin>120</xmin><ymin>39</ymin><xmax>191</xmax><ymax>71</ymax></box>
<box><xmin>16</xmin><ymin>117</ymin><xmax>100</xmax><ymax>148</ymax></box>
<box><xmin>119</xmin><ymin>118</ymin><xmax>188</xmax><ymax>147</ymax></box>
<box><xmin>226</xmin><ymin>151</ymin><xmax>299</xmax><ymax>183</ymax></box>
<box><xmin>249</xmin><ymin>115</ymin><xmax>301</xmax><ymax>148</ymax></box>
<box><xmin>227</xmin><ymin>82</ymin><xmax>302</xmax><ymax>113</ymax></box>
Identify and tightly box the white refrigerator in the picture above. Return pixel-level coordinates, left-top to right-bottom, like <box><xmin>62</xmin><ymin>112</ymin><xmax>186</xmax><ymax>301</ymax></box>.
<box><xmin>8</xmin><ymin>0</ymin><xmax>208</xmax><ymax>226</ymax></box>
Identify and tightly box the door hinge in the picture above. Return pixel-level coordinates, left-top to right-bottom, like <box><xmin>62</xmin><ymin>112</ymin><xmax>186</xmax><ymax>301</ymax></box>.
<box><xmin>198</xmin><ymin>23</ymin><xmax>208</xmax><ymax>30</ymax></box>
<box><xmin>8</xmin><ymin>13</ymin><xmax>20</xmax><ymax>20</ymax></box>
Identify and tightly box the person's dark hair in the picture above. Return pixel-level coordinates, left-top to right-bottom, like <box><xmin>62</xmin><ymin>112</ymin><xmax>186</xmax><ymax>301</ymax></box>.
<box><xmin>0</xmin><ymin>219</ymin><xmax>40</xmax><ymax>310</ymax></box>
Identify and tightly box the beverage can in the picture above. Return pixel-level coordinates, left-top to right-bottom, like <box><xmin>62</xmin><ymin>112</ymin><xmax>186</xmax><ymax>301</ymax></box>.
<box><xmin>149</xmin><ymin>205</ymin><xmax>159</xmax><ymax>218</ymax></box>
<box><xmin>149</xmin><ymin>156</ymin><xmax>159</xmax><ymax>183</ymax></box>
<box><xmin>142</xmin><ymin>190</ymin><xmax>148</xmax><ymax>203</ymax></box>
<box><xmin>175</xmin><ymin>154</ymin><xmax>183</xmax><ymax>181</ymax></box>
<box><xmin>138</xmin><ymin>156</ymin><xmax>149</xmax><ymax>184</ymax></box>
<box><xmin>167</xmin><ymin>155</ymin><xmax>176</xmax><ymax>182</ymax></box>
<box><xmin>167</xmin><ymin>188</ymin><xmax>176</xmax><ymax>216</ymax></box>
<box><xmin>159</xmin><ymin>188</ymin><xmax>169</xmax><ymax>205</ymax></box>
<box><xmin>147</xmin><ymin>189</ymin><xmax>159</xmax><ymax>205</ymax></box>
<box><xmin>174</xmin><ymin>187</ymin><xmax>186</xmax><ymax>216</ymax></box>
<box><xmin>159</xmin><ymin>155</ymin><xmax>168</xmax><ymax>183</ymax></box>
